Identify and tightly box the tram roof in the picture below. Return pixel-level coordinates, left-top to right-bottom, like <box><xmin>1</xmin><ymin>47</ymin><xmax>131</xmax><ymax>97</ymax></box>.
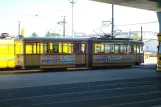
<box><xmin>92</xmin><ymin>39</ymin><xmax>144</xmax><ymax>44</ymax></box>
<box><xmin>21</xmin><ymin>37</ymin><xmax>89</xmax><ymax>41</ymax></box>
<box><xmin>91</xmin><ymin>0</ymin><xmax>161</xmax><ymax>12</ymax></box>
<box><xmin>20</xmin><ymin>37</ymin><xmax>143</xmax><ymax>44</ymax></box>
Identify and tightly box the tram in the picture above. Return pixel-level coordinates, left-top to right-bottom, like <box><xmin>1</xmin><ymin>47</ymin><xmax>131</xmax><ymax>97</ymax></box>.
<box><xmin>157</xmin><ymin>33</ymin><xmax>161</xmax><ymax>71</ymax></box>
<box><xmin>0</xmin><ymin>37</ymin><xmax>144</xmax><ymax>70</ymax></box>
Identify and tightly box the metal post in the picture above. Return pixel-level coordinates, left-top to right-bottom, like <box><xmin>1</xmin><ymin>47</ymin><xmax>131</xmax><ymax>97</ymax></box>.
<box><xmin>141</xmin><ymin>26</ymin><xmax>143</xmax><ymax>41</ymax></box>
<box><xmin>69</xmin><ymin>0</ymin><xmax>77</xmax><ymax>38</ymax></box>
<box><xmin>72</xmin><ymin>2</ymin><xmax>74</xmax><ymax>38</ymax></box>
<box><xmin>111</xmin><ymin>4</ymin><xmax>114</xmax><ymax>39</ymax></box>
<box><xmin>63</xmin><ymin>16</ymin><xmax>66</xmax><ymax>37</ymax></box>
<box><xmin>18</xmin><ymin>21</ymin><xmax>21</xmax><ymax>39</ymax></box>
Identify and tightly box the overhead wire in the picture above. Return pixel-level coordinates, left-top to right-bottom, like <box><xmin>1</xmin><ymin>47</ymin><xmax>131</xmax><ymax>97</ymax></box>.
<box><xmin>115</xmin><ymin>21</ymin><xmax>158</xmax><ymax>26</ymax></box>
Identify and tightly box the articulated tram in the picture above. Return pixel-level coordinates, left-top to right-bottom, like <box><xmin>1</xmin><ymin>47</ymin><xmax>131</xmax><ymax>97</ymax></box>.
<box><xmin>0</xmin><ymin>37</ymin><xmax>144</xmax><ymax>70</ymax></box>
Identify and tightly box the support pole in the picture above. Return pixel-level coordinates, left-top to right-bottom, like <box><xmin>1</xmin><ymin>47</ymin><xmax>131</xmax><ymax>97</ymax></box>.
<box><xmin>72</xmin><ymin>2</ymin><xmax>74</xmax><ymax>38</ymax></box>
<box><xmin>141</xmin><ymin>26</ymin><xmax>143</xmax><ymax>41</ymax></box>
<box><xmin>111</xmin><ymin>4</ymin><xmax>114</xmax><ymax>39</ymax></box>
<box><xmin>18</xmin><ymin>21</ymin><xmax>21</xmax><ymax>39</ymax></box>
<box><xmin>69</xmin><ymin>0</ymin><xmax>77</xmax><ymax>38</ymax></box>
<box><xmin>63</xmin><ymin>16</ymin><xmax>66</xmax><ymax>37</ymax></box>
<box><xmin>157</xmin><ymin>12</ymin><xmax>161</xmax><ymax>32</ymax></box>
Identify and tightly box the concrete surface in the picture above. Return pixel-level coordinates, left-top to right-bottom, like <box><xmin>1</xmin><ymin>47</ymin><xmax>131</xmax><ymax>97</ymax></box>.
<box><xmin>144</xmin><ymin>57</ymin><xmax>157</xmax><ymax>65</ymax></box>
<box><xmin>0</xmin><ymin>65</ymin><xmax>160</xmax><ymax>90</ymax></box>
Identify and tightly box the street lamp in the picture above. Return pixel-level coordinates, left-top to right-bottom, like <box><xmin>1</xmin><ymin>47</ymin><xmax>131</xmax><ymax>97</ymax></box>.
<box><xmin>57</xmin><ymin>16</ymin><xmax>66</xmax><ymax>37</ymax></box>
<box><xmin>111</xmin><ymin>4</ymin><xmax>114</xmax><ymax>39</ymax></box>
<box><xmin>69</xmin><ymin>0</ymin><xmax>77</xmax><ymax>38</ymax></box>
<box><xmin>62</xmin><ymin>16</ymin><xmax>66</xmax><ymax>37</ymax></box>
<box><xmin>18</xmin><ymin>21</ymin><xmax>21</xmax><ymax>39</ymax></box>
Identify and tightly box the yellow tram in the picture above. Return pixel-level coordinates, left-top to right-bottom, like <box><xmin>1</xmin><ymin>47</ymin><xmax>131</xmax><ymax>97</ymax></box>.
<box><xmin>0</xmin><ymin>37</ymin><xmax>144</xmax><ymax>70</ymax></box>
<box><xmin>157</xmin><ymin>33</ymin><xmax>161</xmax><ymax>71</ymax></box>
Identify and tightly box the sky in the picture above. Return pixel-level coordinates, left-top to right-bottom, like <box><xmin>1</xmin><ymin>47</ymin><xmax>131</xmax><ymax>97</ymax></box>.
<box><xmin>0</xmin><ymin>0</ymin><xmax>159</xmax><ymax>36</ymax></box>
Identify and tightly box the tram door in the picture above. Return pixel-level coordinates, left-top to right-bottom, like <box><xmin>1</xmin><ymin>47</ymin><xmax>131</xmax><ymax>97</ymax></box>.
<box><xmin>134</xmin><ymin>45</ymin><xmax>140</xmax><ymax>65</ymax></box>
<box><xmin>24</xmin><ymin>42</ymin><xmax>40</xmax><ymax>69</ymax></box>
<box><xmin>137</xmin><ymin>45</ymin><xmax>142</xmax><ymax>65</ymax></box>
<box><xmin>74</xmin><ymin>43</ymin><xmax>86</xmax><ymax>67</ymax></box>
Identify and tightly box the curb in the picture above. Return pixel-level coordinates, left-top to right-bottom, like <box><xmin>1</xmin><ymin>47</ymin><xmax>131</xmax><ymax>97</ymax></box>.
<box><xmin>0</xmin><ymin>70</ymin><xmax>43</xmax><ymax>75</ymax></box>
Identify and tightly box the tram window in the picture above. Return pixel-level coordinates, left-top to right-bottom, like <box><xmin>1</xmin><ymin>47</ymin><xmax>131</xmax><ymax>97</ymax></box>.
<box><xmin>100</xmin><ymin>43</ymin><xmax>104</xmax><ymax>53</ymax></box>
<box><xmin>0</xmin><ymin>44</ymin><xmax>7</xmax><ymax>54</ymax></box>
<box><xmin>37</xmin><ymin>43</ymin><xmax>43</xmax><ymax>54</ymax></box>
<box><xmin>137</xmin><ymin>45</ymin><xmax>140</xmax><ymax>53</ymax></box>
<box><xmin>58</xmin><ymin>43</ymin><xmax>63</xmax><ymax>53</ymax></box>
<box><xmin>95</xmin><ymin>44</ymin><xmax>101</xmax><ymax>53</ymax></box>
<box><xmin>81</xmin><ymin>44</ymin><xmax>85</xmax><ymax>53</ymax></box>
<box><xmin>43</xmin><ymin>42</ymin><xmax>74</xmax><ymax>54</ymax></box>
<box><xmin>74</xmin><ymin>43</ymin><xmax>85</xmax><ymax>53</ymax></box>
<box><xmin>44</xmin><ymin>43</ymin><xmax>53</xmax><ymax>53</ymax></box>
<box><xmin>94</xmin><ymin>43</ymin><xmax>106</xmax><ymax>53</ymax></box>
<box><xmin>25</xmin><ymin>43</ymin><xmax>32</xmax><ymax>54</ymax></box>
<box><xmin>39</xmin><ymin>43</ymin><xmax>43</xmax><ymax>54</ymax></box>
<box><xmin>134</xmin><ymin>45</ymin><xmax>137</xmax><ymax>53</ymax></box>
<box><xmin>50</xmin><ymin>43</ymin><xmax>53</xmax><ymax>52</ymax></box>
<box><xmin>140</xmin><ymin>45</ymin><xmax>143</xmax><ymax>53</ymax></box>
<box><xmin>43</xmin><ymin>43</ymin><xmax>46</xmax><ymax>53</ymax></box>
<box><xmin>68</xmin><ymin>43</ymin><xmax>73</xmax><ymax>53</ymax></box>
<box><xmin>63</xmin><ymin>43</ymin><xmax>67</xmax><ymax>53</ymax></box>
<box><xmin>115</xmin><ymin>45</ymin><xmax>119</xmax><ymax>53</ymax></box>
<box><xmin>131</xmin><ymin>45</ymin><xmax>134</xmax><ymax>53</ymax></box>
<box><xmin>110</xmin><ymin>45</ymin><xmax>114</xmax><ymax>53</ymax></box>
<box><xmin>36</xmin><ymin>43</ymin><xmax>40</xmax><ymax>54</ymax></box>
<box><xmin>52</xmin><ymin>42</ymin><xmax>59</xmax><ymax>53</ymax></box>
<box><xmin>127</xmin><ymin>45</ymin><xmax>132</xmax><ymax>53</ymax></box>
<box><xmin>63</xmin><ymin>43</ymin><xmax>73</xmax><ymax>53</ymax></box>
<box><xmin>105</xmin><ymin>44</ymin><xmax>110</xmax><ymax>53</ymax></box>
<box><xmin>120</xmin><ymin>45</ymin><xmax>126</xmax><ymax>53</ymax></box>
<box><xmin>33</xmin><ymin>43</ymin><xmax>37</xmax><ymax>54</ymax></box>
<box><xmin>15</xmin><ymin>43</ymin><xmax>23</xmax><ymax>54</ymax></box>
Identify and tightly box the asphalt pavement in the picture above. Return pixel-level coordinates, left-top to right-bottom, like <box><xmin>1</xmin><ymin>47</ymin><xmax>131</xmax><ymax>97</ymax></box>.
<box><xmin>0</xmin><ymin>62</ymin><xmax>161</xmax><ymax>107</ymax></box>
<box><xmin>0</xmin><ymin>77</ymin><xmax>161</xmax><ymax>107</ymax></box>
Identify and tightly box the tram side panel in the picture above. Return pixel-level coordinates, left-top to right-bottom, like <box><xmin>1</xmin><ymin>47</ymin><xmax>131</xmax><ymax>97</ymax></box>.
<box><xmin>40</xmin><ymin>42</ymin><xmax>75</xmax><ymax>69</ymax></box>
<box><xmin>139</xmin><ymin>45</ymin><xmax>144</xmax><ymax>64</ymax></box>
<box><xmin>24</xmin><ymin>42</ymin><xmax>41</xmax><ymax>69</ymax></box>
<box><xmin>136</xmin><ymin>45</ymin><xmax>141</xmax><ymax>65</ymax></box>
<box><xmin>91</xmin><ymin>41</ymin><xmax>134</xmax><ymax>67</ymax></box>
<box><xmin>93</xmin><ymin>54</ymin><xmax>134</xmax><ymax>67</ymax></box>
<box><xmin>0</xmin><ymin>40</ymin><xmax>15</xmax><ymax>69</ymax></box>
<box><xmin>14</xmin><ymin>40</ymin><xmax>24</xmax><ymax>69</ymax></box>
<box><xmin>74</xmin><ymin>43</ymin><xmax>87</xmax><ymax>67</ymax></box>
<box><xmin>133</xmin><ymin>44</ymin><xmax>144</xmax><ymax>65</ymax></box>
<box><xmin>40</xmin><ymin>54</ymin><xmax>75</xmax><ymax>69</ymax></box>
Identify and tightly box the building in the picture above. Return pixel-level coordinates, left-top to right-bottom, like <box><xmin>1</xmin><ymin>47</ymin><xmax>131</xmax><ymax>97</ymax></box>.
<box><xmin>144</xmin><ymin>39</ymin><xmax>158</xmax><ymax>53</ymax></box>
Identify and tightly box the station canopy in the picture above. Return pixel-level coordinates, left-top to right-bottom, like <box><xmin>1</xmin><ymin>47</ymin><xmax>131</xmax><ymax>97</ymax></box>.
<box><xmin>91</xmin><ymin>0</ymin><xmax>161</xmax><ymax>12</ymax></box>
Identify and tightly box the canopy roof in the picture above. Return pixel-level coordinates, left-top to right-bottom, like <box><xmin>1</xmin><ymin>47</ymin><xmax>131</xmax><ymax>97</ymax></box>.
<box><xmin>91</xmin><ymin>0</ymin><xmax>161</xmax><ymax>12</ymax></box>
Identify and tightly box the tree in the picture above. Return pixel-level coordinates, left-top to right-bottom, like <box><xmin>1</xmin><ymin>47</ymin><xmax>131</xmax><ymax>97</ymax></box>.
<box><xmin>45</xmin><ymin>31</ymin><xmax>61</xmax><ymax>37</ymax></box>
<box><xmin>132</xmin><ymin>32</ymin><xmax>140</xmax><ymax>40</ymax></box>
<box><xmin>32</xmin><ymin>32</ymin><xmax>38</xmax><ymax>37</ymax></box>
